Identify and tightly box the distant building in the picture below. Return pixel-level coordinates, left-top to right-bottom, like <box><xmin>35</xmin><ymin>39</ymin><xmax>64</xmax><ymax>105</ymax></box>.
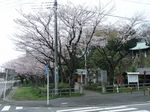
<box><xmin>130</xmin><ymin>42</ymin><xmax>150</xmax><ymax>58</ymax></box>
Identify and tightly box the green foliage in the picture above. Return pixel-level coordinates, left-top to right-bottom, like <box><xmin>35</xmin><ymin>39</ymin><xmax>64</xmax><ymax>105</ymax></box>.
<box><xmin>58</xmin><ymin>83</ymin><xmax>70</xmax><ymax>89</ymax></box>
<box><xmin>142</xmin><ymin>55</ymin><xmax>150</xmax><ymax>67</ymax></box>
<box><xmin>17</xmin><ymin>74</ymin><xmax>46</xmax><ymax>87</ymax></box>
<box><xmin>87</xmin><ymin>36</ymin><xmax>138</xmax><ymax>84</ymax></box>
<box><xmin>49</xmin><ymin>83</ymin><xmax>70</xmax><ymax>89</ymax></box>
<box><xmin>87</xmin><ymin>49</ymin><xmax>101</xmax><ymax>68</ymax></box>
<box><xmin>12</xmin><ymin>87</ymin><xmax>46</xmax><ymax>100</ymax></box>
<box><xmin>124</xmin><ymin>38</ymin><xmax>138</xmax><ymax>50</ymax></box>
<box><xmin>12</xmin><ymin>86</ymin><xmax>82</xmax><ymax>100</ymax></box>
<box><xmin>117</xmin><ymin>86</ymin><xmax>137</xmax><ymax>93</ymax></box>
<box><xmin>128</xmin><ymin>65</ymin><xmax>137</xmax><ymax>72</ymax></box>
<box><xmin>85</xmin><ymin>84</ymin><xmax>102</xmax><ymax>92</ymax></box>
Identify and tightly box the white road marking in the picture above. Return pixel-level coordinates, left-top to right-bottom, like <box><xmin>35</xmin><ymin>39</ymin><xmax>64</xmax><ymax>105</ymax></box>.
<box><xmin>57</xmin><ymin>106</ymin><xmax>127</xmax><ymax>112</ymax></box>
<box><xmin>122</xmin><ymin>102</ymin><xmax>150</xmax><ymax>107</ymax></box>
<box><xmin>1</xmin><ymin>106</ymin><xmax>11</xmax><ymax>111</ymax></box>
<box><xmin>57</xmin><ymin>107</ymin><xmax>99</xmax><ymax>112</ymax></box>
<box><xmin>130</xmin><ymin>110</ymin><xmax>150</xmax><ymax>112</ymax></box>
<box><xmin>61</xmin><ymin>102</ymin><xmax>68</xmax><ymax>105</ymax></box>
<box><xmin>16</xmin><ymin>106</ymin><xmax>23</xmax><ymax>110</ymax></box>
<box><xmin>72</xmin><ymin>106</ymin><xmax>129</xmax><ymax>112</ymax></box>
<box><xmin>100</xmin><ymin>108</ymin><xmax>137</xmax><ymax>112</ymax></box>
<box><xmin>72</xmin><ymin>108</ymin><xmax>108</xmax><ymax>112</ymax></box>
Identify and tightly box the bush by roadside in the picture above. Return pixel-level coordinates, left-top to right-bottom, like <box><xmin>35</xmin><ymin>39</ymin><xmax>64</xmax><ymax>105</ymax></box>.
<box><xmin>12</xmin><ymin>83</ymin><xmax>82</xmax><ymax>100</ymax></box>
<box><xmin>12</xmin><ymin>87</ymin><xmax>46</xmax><ymax>100</ymax></box>
<box><xmin>84</xmin><ymin>84</ymin><xmax>137</xmax><ymax>93</ymax></box>
<box><xmin>84</xmin><ymin>84</ymin><xmax>102</xmax><ymax>92</ymax></box>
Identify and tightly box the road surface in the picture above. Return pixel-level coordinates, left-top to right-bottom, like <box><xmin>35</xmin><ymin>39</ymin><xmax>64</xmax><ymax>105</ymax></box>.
<box><xmin>0</xmin><ymin>102</ymin><xmax>149</xmax><ymax>112</ymax></box>
<box><xmin>56</xmin><ymin>103</ymin><xmax>150</xmax><ymax>112</ymax></box>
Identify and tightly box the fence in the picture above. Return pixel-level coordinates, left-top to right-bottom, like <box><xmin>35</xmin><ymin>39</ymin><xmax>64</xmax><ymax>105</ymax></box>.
<box><xmin>101</xmin><ymin>83</ymin><xmax>150</xmax><ymax>95</ymax></box>
<box><xmin>0</xmin><ymin>80</ymin><xmax>19</xmax><ymax>99</ymax></box>
<box><xmin>49</xmin><ymin>88</ymin><xmax>80</xmax><ymax>97</ymax></box>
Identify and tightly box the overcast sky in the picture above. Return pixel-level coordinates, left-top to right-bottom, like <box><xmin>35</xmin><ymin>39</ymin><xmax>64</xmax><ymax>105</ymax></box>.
<box><xmin>0</xmin><ymin>0</ymin><xmax>150</xmax><ymax>66</ymax></box>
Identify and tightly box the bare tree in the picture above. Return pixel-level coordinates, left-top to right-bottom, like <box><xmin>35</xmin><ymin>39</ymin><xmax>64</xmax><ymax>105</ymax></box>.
<box><xmin>14</xmin><ymin>3</ymin><xmax>113</xmax><ymax>85</ymax></box>
<box><xmin>138</xmin><ymin>24</ymin><xmax>150</xmax><ymax>42</ymax></box>
<box><xmin>4</xmin><ymin>53</ymin><xmax>46</xmax><ymax>86</ymax></box>
<box><xmin>57</xmin><ymin>4</ymin><xmax>112</xmax><ymax>85</ymax></box>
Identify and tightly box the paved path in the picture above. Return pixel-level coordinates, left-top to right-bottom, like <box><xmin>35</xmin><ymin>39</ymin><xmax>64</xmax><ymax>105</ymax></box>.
<box><xmin>83</xmin><ymin>90</ymin><xmax>102</xmax><ymax>97</ymax></box>
<box><xmin>4</xmin><ymin>88</ymin><xmax>150</xmax><ymax>107</ymax></box>
<box><xmin>47</xmin><ymin>91</ymin><xmax>150</xmax><ymax>107</ymax></box>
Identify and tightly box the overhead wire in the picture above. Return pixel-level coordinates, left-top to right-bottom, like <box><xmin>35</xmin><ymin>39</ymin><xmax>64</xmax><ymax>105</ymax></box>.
<box><xmin>1</xmin><ymin>0</ymin><xmax>150</xmax><ymax>23</ymax></box>
<box><xmin>55</xmin><ymin>3</ymin><xmax>150</xmax><ymax>23</ymax></box>
<box><xmin>119</xmin><ymin>0</ymin><xmax>150</xmax><ymax>6</ymax></box>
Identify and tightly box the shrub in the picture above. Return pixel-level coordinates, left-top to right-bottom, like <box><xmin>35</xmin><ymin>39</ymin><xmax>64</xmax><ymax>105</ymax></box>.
<box><xmin>85</xmin><ymin>84</ymin><xmax>102</xmax><ymax>92</ymax></box>
<box><xmin>58</xmin><ymin>83</ymin><xmax>70</xmax><ymax>89</ymax></box>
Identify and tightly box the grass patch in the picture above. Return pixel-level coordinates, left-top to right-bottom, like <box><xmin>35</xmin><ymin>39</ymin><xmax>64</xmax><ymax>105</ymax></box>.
<box><xmin>12</xmin><ymin>86</ymin><xmax>82</xmax><ymax>100</ymax></box>
<box><xmin>12</xmin><ymin>87</ymin><xmax>46</xmax><ymax>100</ymax></box>
<box><xmin>85</xmin><ymin>84</ymin><xmax>102</xmax><ymax>92</ymax></box>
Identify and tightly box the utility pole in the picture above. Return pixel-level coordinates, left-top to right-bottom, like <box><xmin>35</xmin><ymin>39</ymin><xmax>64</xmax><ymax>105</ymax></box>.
<box><xmin>84</xmin><ymin>36</ymin><xmax>87</xmax><ymax>85</ymax></box>
<box><xmin>46</xmin><ymin>65</ymin><xmax>49</xmax><ymax>105</ymax></box>
<box><xmin>3</xmin><ymin>69</ymin><xmax>8</xmax><ymax>100</ymax></box>
<box><xmin>54</xmin><ymin>0</ymin><xmax>58</xmax><ymax>95</ymax></box>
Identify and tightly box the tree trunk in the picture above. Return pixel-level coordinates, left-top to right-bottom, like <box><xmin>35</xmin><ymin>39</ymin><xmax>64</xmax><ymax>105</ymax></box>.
<box><xmin>108</xmin><ymin>67</ymin><xmax>115</xmax><ymax>85</ymax></box>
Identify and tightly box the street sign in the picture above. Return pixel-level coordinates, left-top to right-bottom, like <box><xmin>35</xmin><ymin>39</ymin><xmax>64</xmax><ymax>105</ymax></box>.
<box><xmin>76</xmin><ymin>69</ymin><xmax>87</xmax><ymax>75</ymax></box>
<box><xmin>100</xmin><ymin>70</ymin><xmax>107</xmax><ymax>83</ymax></box>
<box><xmin>45</xmin><ymin>65</ymin><xmax>49</xmax><ymax>75</ymax></box>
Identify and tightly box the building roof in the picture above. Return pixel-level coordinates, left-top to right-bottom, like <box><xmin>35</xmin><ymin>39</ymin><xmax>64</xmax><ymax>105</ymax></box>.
<box><xmin>127</xmin><ymin>72</ymin><xmax>140</xmax><ymax>75</ymax></box>
<box><xmin>130</xmin><ymin>42</ymin><xmax>150</xmax><ymax>50</ymax></box>
<box><xmin>127</xmin><ymin>68</ymin><xmax>150</xmax><ymax>75</ymax></box>
<box><xmin>137</xmin><ymin>68</ymin><xmax>150</xmax><ymax>74</ymax></box>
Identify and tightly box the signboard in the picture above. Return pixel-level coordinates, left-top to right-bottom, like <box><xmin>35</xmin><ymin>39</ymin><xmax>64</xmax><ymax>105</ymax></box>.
<box><xmin>76</xmin><ymin>69</ymin><xmax>87</xmax><ymax>75</ymax></box>
<box><xmin>5</xmin><ymin>68</ymin><xmax>15</xmax><ymax>75</ymax></box>
<box><xmin>127</xmin><ymin>74</ymin><xmax>139</xmax><ymax>83</ymax></box>
<box><xmin>100</xmin><ymin>70</ymin><xmax>107</xmax><ymax>83</ymax></box>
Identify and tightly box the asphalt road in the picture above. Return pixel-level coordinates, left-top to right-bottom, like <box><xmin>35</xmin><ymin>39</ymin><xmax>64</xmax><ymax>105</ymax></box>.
<box><xmin>47</xmin><ymin>92</ymin><xmax>150</xmax><ymax>107</ymax></box>
<box><xmin>0</xmin><ymin>102</ymin><xmax>150</xmax><ymax>112</ymax></box>
<box><xmin>2</xmin><ymin>87</ymin><xmax>150</xmax><ymax>111</ymax></box>
<box><xmin>54</xmin><ymin>103</ymin><xmax>150</xmax><ymax>112</ymax></box>
<box><xmin>4</xmin><ymin>90</ymin><xmax>150</xmax><ymax>108</ymax></box>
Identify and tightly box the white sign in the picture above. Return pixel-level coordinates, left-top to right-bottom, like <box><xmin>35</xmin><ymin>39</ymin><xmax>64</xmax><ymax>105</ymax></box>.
<box><xmin>76</xmin><ymin>69</ymin><xmax>87</xmax><ymax>75</ymax></box>
<box><xmin>127</xmin><ymin>75</ymin><xmax>139</xmax><ymax>83</ymax></box>
<box><xmin>100</xmin><ymin>70</ymin><xmax>107</xmax><ymax>83</ymax></box>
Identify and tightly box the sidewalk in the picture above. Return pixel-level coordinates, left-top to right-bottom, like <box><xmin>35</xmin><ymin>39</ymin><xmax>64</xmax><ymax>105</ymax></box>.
<box><xmin>3</xmin><ymin>88</ymin><xmax>150</xmax><ymax>107</ymax></box>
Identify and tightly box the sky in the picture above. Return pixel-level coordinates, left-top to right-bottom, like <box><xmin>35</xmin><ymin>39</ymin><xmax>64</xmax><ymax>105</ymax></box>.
<box><xmin>0</xmin><ymin>0</ymin><xmax>150</xmax><ymax>66</ymax></box>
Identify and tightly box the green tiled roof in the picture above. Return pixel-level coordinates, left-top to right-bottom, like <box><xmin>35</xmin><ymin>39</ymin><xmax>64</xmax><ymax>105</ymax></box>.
<box><xmin>130</xmin><ymin>42</ymin><xmax>150</xmax><ymax>50</ymax></box>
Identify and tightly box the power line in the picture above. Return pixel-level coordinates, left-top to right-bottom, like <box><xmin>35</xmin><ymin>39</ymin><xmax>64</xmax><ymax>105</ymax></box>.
<box><xmin>0</xmin><ymin>0</ymin><xmax>53</xmax><ymax>9</ymax></box>
<box><xmin>45</xmin><ymin>3</ymin><xmax>149</xmax><ymax>23</ymax></box>
<box><xmin>104</xmin><ymin>14</ymin><xmax>150</xmax><ymax>23</ymax></box>
<box><xmin>5</xmin><ymin>1</ymin><xmax>149</xmax><ymax>23</ymax></box>
<box><xmin>119</xmin><ymin>0</ymin><xmax>150</xmax><ymax>6</ymax></box>
<box><xmin>0</xmin><ymin>0</ymin><xmax>31</xmax><ymax>9</ymax></box>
